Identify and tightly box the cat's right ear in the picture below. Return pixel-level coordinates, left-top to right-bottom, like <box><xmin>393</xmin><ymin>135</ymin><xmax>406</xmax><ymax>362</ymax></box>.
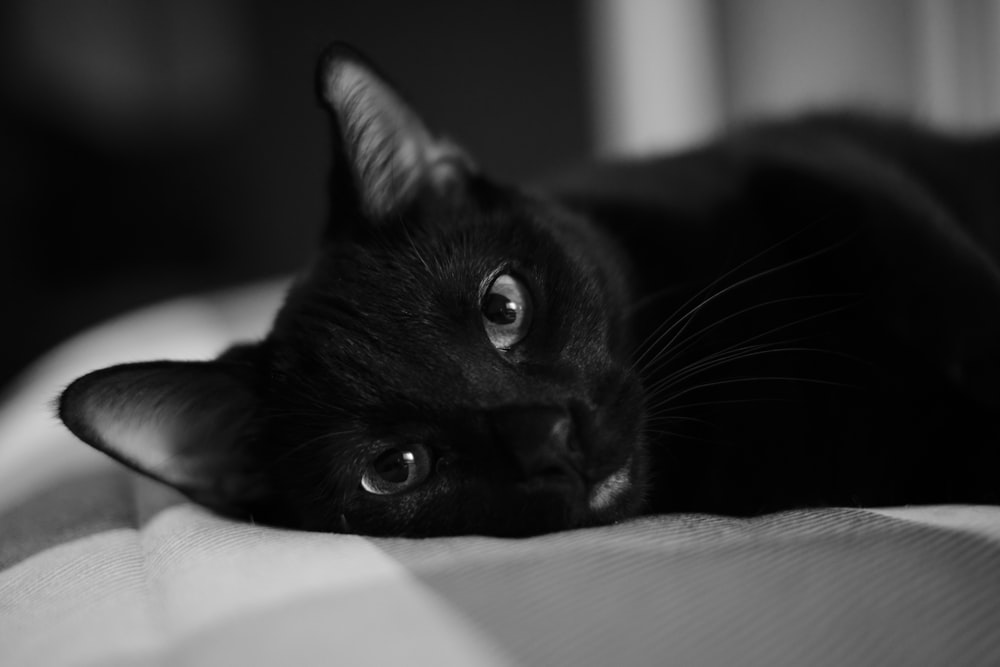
<box><xmin>317</xmin><ymin>42</ymin><xmax>475</xmax><ymax>224</ymax></box>
<box><xmin>57</xmin><ymin>349</ymin><xmax>269</xmax><ymax>513</ymax></box>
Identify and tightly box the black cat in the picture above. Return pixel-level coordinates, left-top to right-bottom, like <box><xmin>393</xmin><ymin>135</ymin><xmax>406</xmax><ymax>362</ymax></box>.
<box><xmin>59</xmin><ymin>44</ymin><xmax>1000</xmax><ymax>537</ymax></box>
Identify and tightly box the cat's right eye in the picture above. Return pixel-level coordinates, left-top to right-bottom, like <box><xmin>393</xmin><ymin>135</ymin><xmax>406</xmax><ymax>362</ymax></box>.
<box><xmin>482</xmin><ymin>273</ymin><xmax>533</xmax><ymax>350</ymax></box>
<box><xmin>360</xmin><ymin>443</ymin><xmax>433</xmax><ymax>495</ymax></box>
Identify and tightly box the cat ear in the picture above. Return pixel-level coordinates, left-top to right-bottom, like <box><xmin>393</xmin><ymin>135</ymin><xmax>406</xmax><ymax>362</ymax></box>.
<box><xmin>318</xmin><ymin>42</ymin><xmax>474</xmax><ymax>220</ymax></box>
<box><xmin>58</xmin><ymin>353</ymin><xmax>268</xmax><ymax>511</ymax></box>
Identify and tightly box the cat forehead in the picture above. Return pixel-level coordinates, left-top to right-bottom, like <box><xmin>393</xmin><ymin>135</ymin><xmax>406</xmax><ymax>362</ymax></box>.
<box><xmin>278</xmin><ymin>232</ymin><xmax>536</xmax><ymax>363</ymax></box>
<box><xmin>317</xmin><ymin>205</ymin><xmax>575</xmax><ymax>294</ymax></box>
<box><xmin>269</xmin><ymin>229</ymin><xmax>605</xmax><ymax>396</ymax></box>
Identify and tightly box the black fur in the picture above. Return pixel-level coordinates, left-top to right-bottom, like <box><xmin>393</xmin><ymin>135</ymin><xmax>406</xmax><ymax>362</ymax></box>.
<box><xmin>59</xmin><ymin>45</ymin><xmax>1000</xmax><ymax>537</ymax></box>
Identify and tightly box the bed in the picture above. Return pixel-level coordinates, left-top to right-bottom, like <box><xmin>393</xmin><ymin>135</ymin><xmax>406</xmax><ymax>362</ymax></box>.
<box><xmin>2</xmin><ymin>280</ymin><xmax>998</xmax><ymax>666</ymax></box>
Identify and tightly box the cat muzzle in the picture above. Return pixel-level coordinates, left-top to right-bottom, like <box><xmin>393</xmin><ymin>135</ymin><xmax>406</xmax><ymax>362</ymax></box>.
<box><xmin>489</xmin><ymin>405</ymin><xmax>584</xmax><ymax>482</ymax></box>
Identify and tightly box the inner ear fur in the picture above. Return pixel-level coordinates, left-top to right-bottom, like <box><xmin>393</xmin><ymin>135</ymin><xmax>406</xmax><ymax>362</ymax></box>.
<box><xmin>58</xmin><ymin>351</ymin><xmax>270</xmax><ymax>512</ymax></box>
<box><xmin>317</xmin><ymin>42</ymin><xmax>474</xmax><ymax>223</ymax></box>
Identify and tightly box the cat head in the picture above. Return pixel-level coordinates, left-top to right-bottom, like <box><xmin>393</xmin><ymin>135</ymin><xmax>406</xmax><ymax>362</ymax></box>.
<box><xmin>59</xmin><ymin>43</ymin><xmax>647</xmax><ymax>537</ymax></box>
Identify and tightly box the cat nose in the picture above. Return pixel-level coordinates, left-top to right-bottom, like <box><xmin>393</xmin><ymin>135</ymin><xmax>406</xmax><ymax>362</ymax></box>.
<box><xmin>490</xmin><ymin>406</ymin><xmax>578</xmax><ymax>479</ymax></box>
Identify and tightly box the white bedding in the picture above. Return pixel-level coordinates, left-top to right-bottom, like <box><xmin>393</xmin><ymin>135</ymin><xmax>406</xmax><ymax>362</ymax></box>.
<box><xmin>2</xmin><ymin>280</ymin><xmax>998</xmax><ymax>667</ymax></box>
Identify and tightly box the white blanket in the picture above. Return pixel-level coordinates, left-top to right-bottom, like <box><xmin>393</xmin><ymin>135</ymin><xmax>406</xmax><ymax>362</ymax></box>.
<box><xmin>3</xmin><ymin>281</ymin><xmax>998</xmax><ymax>667</ymax></box>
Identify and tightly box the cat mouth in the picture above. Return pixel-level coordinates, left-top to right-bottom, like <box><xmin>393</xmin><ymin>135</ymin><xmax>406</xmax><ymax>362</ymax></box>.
<box><xmin>510</xmin><ymin>450</ymin><xmax>635</xmax><ymax>525</ymax></box>
<box><xmin>516</xmin><ymin>467</ymin><xmax>585</xmax><ymax>494</ymax></box>
<box><xmin>501</xmin><ymin>455</ymin><xmax>635</xmax><ymax>534</ymax></box>
<box><xmin>515</xmin><ymin>456</ymin><xmax>634</xmax><ymax>505</ymax></box>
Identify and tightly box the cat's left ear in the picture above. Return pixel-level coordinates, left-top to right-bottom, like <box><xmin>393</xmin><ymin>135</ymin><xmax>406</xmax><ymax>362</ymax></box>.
<box><xmin>58</xmin><ymin>348</ymin><xmax>269</xmax><ymax>513</ymax></box>
<box><xmin>318</xmin><ymin>42</ymin><xmax>475</xmax><ymax>221</ymax></box>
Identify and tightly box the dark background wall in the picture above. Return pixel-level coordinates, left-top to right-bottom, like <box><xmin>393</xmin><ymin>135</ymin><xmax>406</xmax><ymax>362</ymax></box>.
<box><xmin>6</xmin><ymin>0</ymin><xmax>984</xmax><ymax>392</ymax></box>
<box><xmin>0</xmin><ymin>0</ymin><xmax>591</xmax><ymax>390</ymax></box>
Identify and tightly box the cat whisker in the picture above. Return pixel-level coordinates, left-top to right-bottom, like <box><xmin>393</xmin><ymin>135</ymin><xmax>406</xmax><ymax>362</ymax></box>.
<box><xmin>400</xmin><ymin>219</ymin><xmax>433</xmax><ymax>274</ymax></box>
<box><xmin>643</xmin><ymin>413</ymin><xmax>714</xmax><ymax>425</ymax></box>
<box><xmin>637</xmin><ymin>292</ymin><xmax>856</xmax><ymax>377</ymax></box>
<box><xmin>645</xmin><ymin>375</ymin><xmax>856</xmax><ymax>415</ymax></box>
<box><xmin>716</xmin><ymin>301</ymin><xmax>862</xmax><ymax>356</ymax></box>
<box><xmin>271</xmin><ymin>428</ymin><xmax>360</xmax><ymax>465</ymax></box>
<box><xmin>627</xmin><ymin>224</ymin><xmax>831</xmax><ymax>366</ymax></box>
<box><xmin>643</xmin><ymin>342</ymin><xmax>798</xmax><ymax>398</ymax></box>
<box><xmin>643</xmin><ymin>343</ymin><xmax>853</xmax><ymax>399</ymax></box>
<box><xmin>263</xmin><ymin>409</ymin><xmax>349</xmax><ymax>421</ymax></box>
<box><xmin>643</xmin><ymin>396</ymin><xmax>799</xmax><ymax>421</ymax></box>
<box><xmin>627</xmin><ymin>222</ymin><xmax>821</xmax><ymax>318</ymax></box>
<box><xmin>640</xmin><ymin>426</ymin><xmax>720</xmax><ymax>446</ymax></box>
<box><xmin>645</xmin><ymin>339</ymin><xmax>785</xmax><ymax>387</ymax></box>
<box><xmin>641</xmin><ymin>298</ymin><xmax>867</xmax><ymax>402</ymax></box>
<box><xmin>630</xmin><ymin>234</ymin><xmax>855</xmax><ymax>374</ymax></box>
<box><xmin>641</xmin><ymin>414</ymin><xmax>718</xmax><ymax>432</ymax></box>
<box><xmin>626</xmin><ymin>283</ymin><xmax>697</xmax><ymax>317</ymax></box>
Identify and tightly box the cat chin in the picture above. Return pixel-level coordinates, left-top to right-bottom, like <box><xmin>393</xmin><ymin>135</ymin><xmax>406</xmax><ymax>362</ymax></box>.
<box><xmin>502</xmin><ymin>457</ymin><xmax>642</xmax><ymax>534</ymax></box>
<box><xmin>587</xmin><ymin>455</ymin><xmax>633</xmax><ymax>512</ymax></box>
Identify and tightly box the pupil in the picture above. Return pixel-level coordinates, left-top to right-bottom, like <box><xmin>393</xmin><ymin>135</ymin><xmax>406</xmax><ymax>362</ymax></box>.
<box><xmin>374</xmin><ymin>450</ymin><xmax>413</xmax><ymax>484</ymax></box>
<box><xmin>484</xmin><ymin>293</ymin><xmax>518</xmax><ymax>324</ymax></box>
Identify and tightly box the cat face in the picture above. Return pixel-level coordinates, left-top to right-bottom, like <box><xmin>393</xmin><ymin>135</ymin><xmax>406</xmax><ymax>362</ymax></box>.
<box><xmin>261</xmin><ymin>189</ymin><xmax>645</xmax><ymax>536</ymax></box>
<box><xmin>59</xmin><ymin>44</ymin><xmax>648</xmax><ymax>536</ymax></box>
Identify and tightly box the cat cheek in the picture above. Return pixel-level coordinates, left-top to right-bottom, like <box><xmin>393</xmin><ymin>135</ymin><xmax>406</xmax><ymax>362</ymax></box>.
<box><xmin>363</xmin><ymin>484</ymin><xmax>452</xmax><ymax>535</ymax></box>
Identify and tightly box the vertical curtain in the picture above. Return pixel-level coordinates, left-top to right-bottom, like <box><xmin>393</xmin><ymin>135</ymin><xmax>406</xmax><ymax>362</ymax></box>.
<box><xmin>585</xmin><ymin>0</ymin><xmax>721</xmax><ymax>156</ymax></box>
<box><xmin>586</xmin><ymin>0</ymin><xmax>1000</xmax><ymax>157</ymax></box>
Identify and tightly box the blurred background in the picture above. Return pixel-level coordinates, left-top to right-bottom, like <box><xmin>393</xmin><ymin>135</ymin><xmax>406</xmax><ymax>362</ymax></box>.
<box><xmin>2</xmin><ymin>0</ymin><xmax>998</xmax><ymax>391</ymax></box>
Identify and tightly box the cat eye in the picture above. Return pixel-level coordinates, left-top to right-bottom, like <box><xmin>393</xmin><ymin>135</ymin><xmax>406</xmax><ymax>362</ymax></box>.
<box><xmin>360</xmin><ymin>443</ymin><xmax>433</xmax><ymax>495</ymax></box>
<box><xmin>482</xmin><ymin>273</ymin><xmax>533</xmax><ymax>350</ymax></box>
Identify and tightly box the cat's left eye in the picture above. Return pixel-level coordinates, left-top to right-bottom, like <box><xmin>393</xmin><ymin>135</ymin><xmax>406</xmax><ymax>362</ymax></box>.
<box><xmin>482</xmin><ymin>273</ymin><xmax>533</xmax><ymax>350</ymax></box>
<box><xmin>360</xmin><ymin>443</ymin><xmax>432</xmax><ymax>495</ymax></box>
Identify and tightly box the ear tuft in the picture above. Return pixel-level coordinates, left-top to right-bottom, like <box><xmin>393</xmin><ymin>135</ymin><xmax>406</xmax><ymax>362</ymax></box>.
<box><xmin>58</xmin><ymin>359</ymin><xmax>268</xmax><ymax>511</ymax></box>
<box><xmin>318</xmin><ymin>43</ymin><xmax>473</xmax><ymax>220</ymax></box>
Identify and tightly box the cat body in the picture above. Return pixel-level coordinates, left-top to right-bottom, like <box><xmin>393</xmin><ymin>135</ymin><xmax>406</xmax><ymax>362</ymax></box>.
<box><xmin>550</xmin><ymin>116</ymin><xmax>1000</xmax><ymax>516</ymax></box>
<box><xmin>59</xmin><ymin>45</ymin><xmax>1000</xmax><ymax>536</ymax></box>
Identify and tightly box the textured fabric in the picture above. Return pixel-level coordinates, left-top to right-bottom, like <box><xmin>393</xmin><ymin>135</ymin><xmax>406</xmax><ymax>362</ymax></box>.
<box><xmin>378</xmin><ymin>510</ymin><xmax>1000</xmax><ymax>666</ymax></box>
<box><xmin>0</xmin><ymin>496</ymin><xmax>513</xmax><ymax>667</ymax></box>
<box><xmin>3</xmin><ymin>469</ymin><xmax>999</xmax><ymax>666</ymax></box>
<box><xmin>2</xmin><ymin>281</ymin><xmax>999</xmax><ymax>667</ymax></box>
